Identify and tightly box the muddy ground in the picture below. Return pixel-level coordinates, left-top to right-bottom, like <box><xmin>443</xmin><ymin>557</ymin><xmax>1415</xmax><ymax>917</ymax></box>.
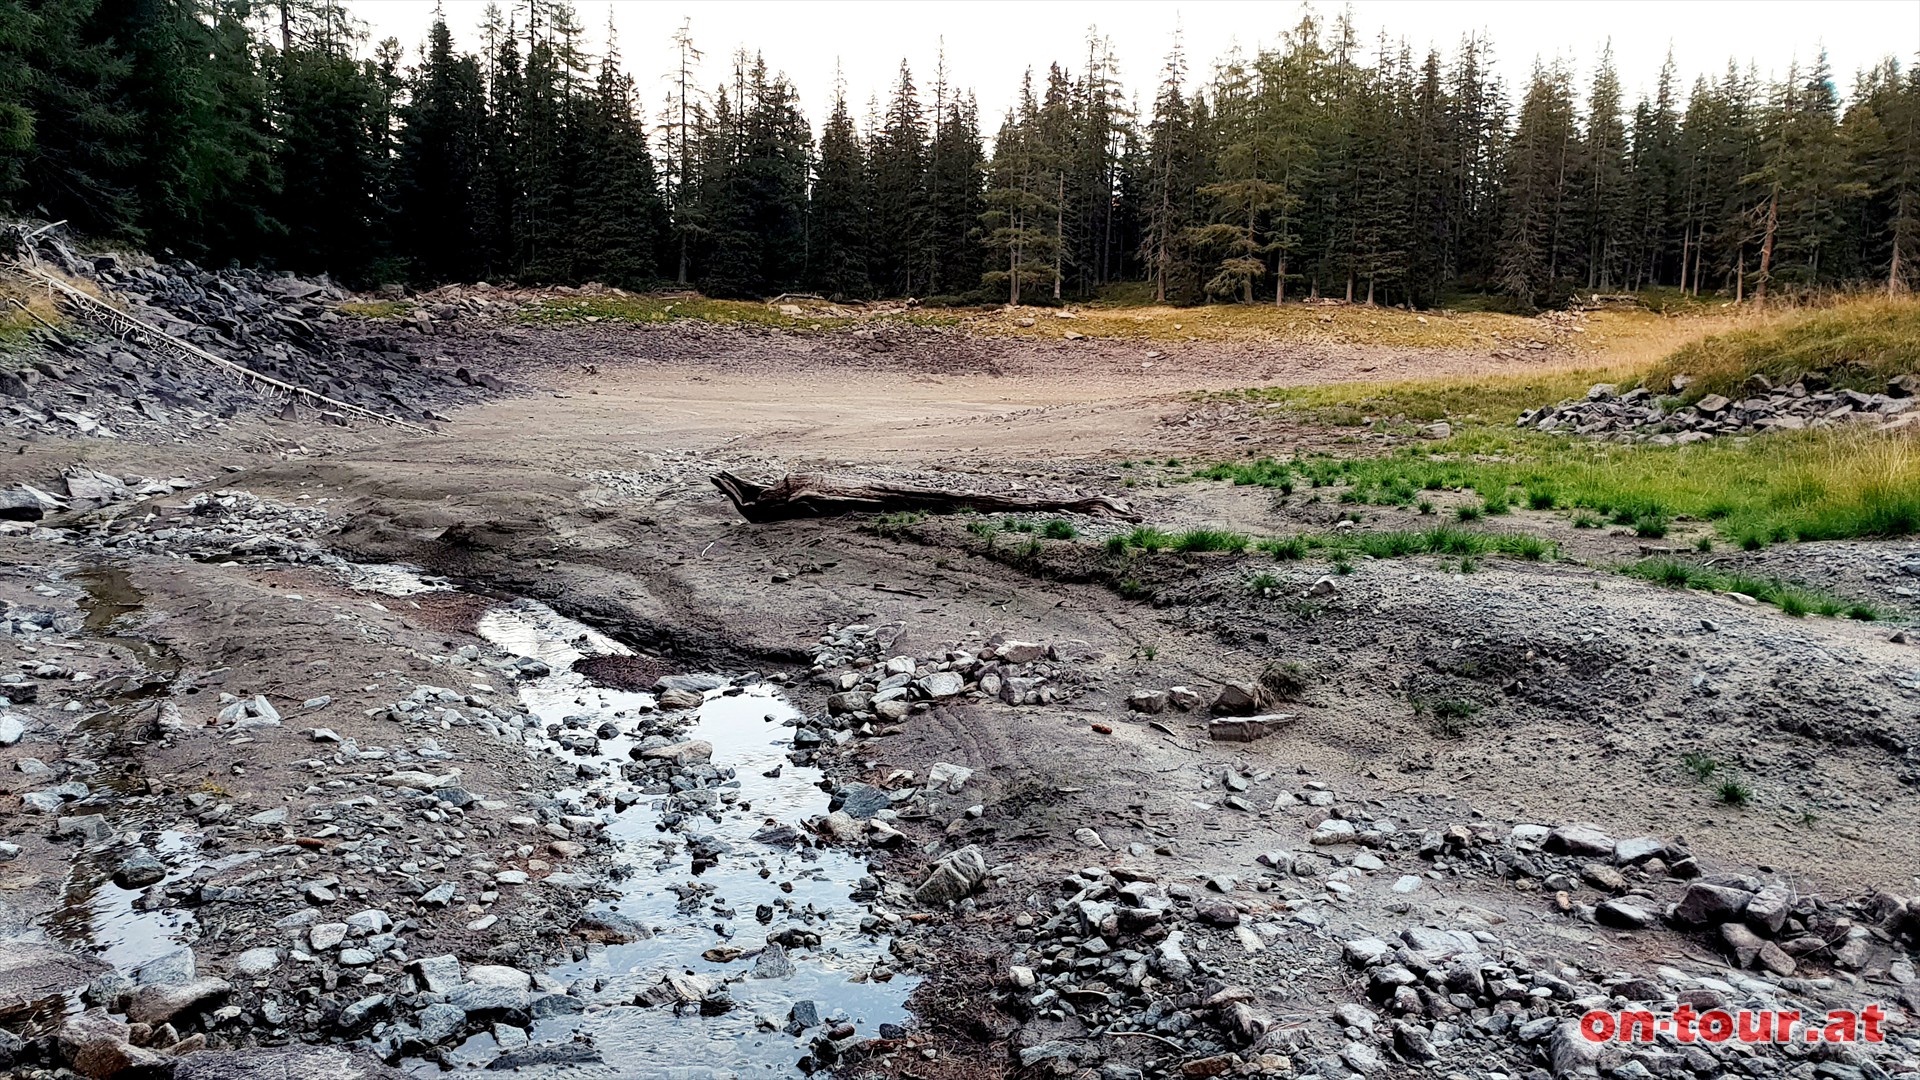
<box><xmin>3</xmin><ymin>310</ymin><xmax>1919</xmax><ymax>1080</ymax></box>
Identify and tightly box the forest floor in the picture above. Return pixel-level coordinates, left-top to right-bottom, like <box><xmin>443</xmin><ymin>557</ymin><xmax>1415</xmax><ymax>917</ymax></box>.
<box><xmin>3</xmin><ymin>289</ymin><xmax>1920</xmax><ymax>1080</ymax></box>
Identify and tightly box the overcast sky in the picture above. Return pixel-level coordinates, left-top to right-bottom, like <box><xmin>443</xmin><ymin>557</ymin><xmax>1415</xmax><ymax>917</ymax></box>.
<box><xmin>354</xmin><ymin>0</ymin><xmax>1917</xmax><ymax>126</ymax></box>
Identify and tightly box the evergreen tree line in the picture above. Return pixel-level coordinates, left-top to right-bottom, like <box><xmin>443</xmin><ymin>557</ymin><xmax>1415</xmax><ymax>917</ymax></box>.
<box><xmin>3</xmin><ymin>0</ymin><xmax>1915</xmax><ymax>308</ymax></box>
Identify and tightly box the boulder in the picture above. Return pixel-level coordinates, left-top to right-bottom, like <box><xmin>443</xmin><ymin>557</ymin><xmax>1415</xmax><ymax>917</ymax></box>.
<box><xmin>1745</xmin><ymin>883</ymin><xmax>1792</xmax><ymax>936</ymax></box>
<box><xmin>172</xmin><ymin>1046</ymin><xmax>408</xmax><ymax>1080</ymax></box>
<box><xmin>1611</xmin><ymin>836</ymin><xmax>1667</xmax><ymax>865</ymax></box>
<box><xmin>1208</xmin><ymin>714</ymin><xmax>1292</xmax><ymax>742</ymax></box>
<box><xmin>1127</xmin><ymin>689</ymin><xmax>1168</xmax><ymax>714</ymax></box>
<box><xmin>1210</xmin><ymin>682</ymin><xmax>1264</xmax><ymax>715</ymax></box>
<box><xmin>926</xmin><ymin>762</ymin><xmax>973</xmax><ymax>793</ymax></box>
<box><xmin>1671</xmin><ymin>882</ymin><xmax>1753</xmax><ymax>926</ymax></box>
<box><xmin>1720</xmin><ymin>922</ymin><xmax>1764</xmax><ymax>968</ymax></box>
<box><xmin>914</xmin><ymin>844</ymin><xmax>987</xmax><ymax>905</ymax></box>
<box><xmin>126</xmin><ymin>977</ymin><xmax>231</xmax><ymax>1026</ymax></box>
<box><xmin>655</xmin><ymin>688</ymin><xmax>704</xmax><ymax>711</ymax></box>
<box><xmin>1595</xmin><ymin>899</ymin><xmax>1654</xmax><ymax>930</ymax></box>
<box><xmin>915</xmin><ymin>671</ymin><xmax>964</xmax><ymax>699</ymax></box>
<box><xmin>1544</xmin><ymin>824</ymin><xmax>1614</xmax><ymax>857</ymax></box>
<box><xmin>639</xmin><ymin>740</ymin><xmax>712</xmax><ymax>766</ymax></box>
<box><xmin>71</xmin><ymin>1037</ymin><xmax>172</xmax><ymax>1080</ymax></box>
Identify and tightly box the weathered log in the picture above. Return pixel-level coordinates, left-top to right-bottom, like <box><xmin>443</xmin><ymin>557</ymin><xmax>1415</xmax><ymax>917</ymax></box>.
<box><xmin>710</xmin><ymin>471</ymin><xmax>1138</xmax><ymax>524</ymax></box>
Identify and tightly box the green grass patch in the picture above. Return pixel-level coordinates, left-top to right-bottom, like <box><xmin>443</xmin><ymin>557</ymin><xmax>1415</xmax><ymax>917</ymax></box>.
<box><xmin>337</xmin><ymin>299</ymin><xmax>412</xmax><ymax>318</ymax></box>
<box><xmin>1195</xmin><ymin>423</ymin><xmax>1920</xmax><ymax>547</ymax></box>
<box><xmin>1111</xmin><ymin>526</ymin><xmax>1175</xmax><ymax>553</ymax></box>
<box><xmin>1041</xmin><ymin>519</ymin><xmax>1078</xmax><ymax>540</ymax></box>
<box><xmin>1222</xmin><ymin>367</ymin><xmax>1622</xmax><ymax>426</ymax></box>
<box><xmin>1172</xmin><ymin>528</ymin><xmax>1251</xmax><ymax>553</ymax></box>
<box><xmin>870</xmin><ymin>511</ymin><xmax>927</xmax><ymax>536</ymax></box>
<box><xmin>1621</xmin><ymin>558</ymin><xmax>1885</xmax><ymax>620</ymax></box>
<box><xmin>1681</xmin><ymin>751</ymin><xmax>1721</xmax><ymax>780</ymax></box>
<box><xmin>1414</xmin><ymin>696</ymin><xmax>1480</xmax><ymax>738</ymax></box>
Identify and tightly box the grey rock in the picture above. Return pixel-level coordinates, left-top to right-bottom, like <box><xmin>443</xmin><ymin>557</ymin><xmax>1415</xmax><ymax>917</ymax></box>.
<box><xmin>126</xmin><ymin>976</ymin><xmax>231</xmax><ymax>1025</ymax></box>
<box><xmin>1545</xmin><ymin>824</ymin><xmax>1615</xmax><ymax>857</ymax></box>
<box><xmin>486</xmin><ymin>1044</ymin><xmax>601</xmax><ymax>1071</ymax></box>
<box><xmin>0</xmin><ymin>715</ymin><xmax>22</xmax><ymax>746</ymax></box>
<box><xmin>656</xmin><ymin>687</ymin><xmax>705</xmax><ymax>711</ymax></box>
<box><xmin>344</xmin><ymin>909</ymin><xmax>391</xmax><ymax>935</ymax></box>
<box><xmin>232</xmin><ymin>948</ymin><xmax>281</xmax><ymax>978</ymax></box>
<box><xmin>172</xmin><ymin>1046</ymin><xmax>408</xmax><ymax>1080</ymax></box>
<box><xmin>752</xmin><ymin>943</ymin><xmax>794</xmax><ymax>980</ymax></box>
<box><xmin>1127</xmin><ymin>689</ymin><xmax>1168</xmax><ymax>714</ymax></box>
<box><xmin>1612</xmin><ymin>836</ymin><xmax>1667</xmax><ymax>865</ymax></box>
<box><xmin>409</xmin><ymin>954</ymin><xmax>463</xmax><ymax>994</ymax></box>
<box><xmin>114</xmin><ymin>854</ymin><xmax>167</xmax><ymax>889</ymax></box>
<box><xmin>335</xmin><ymin>993</ymin><xmax>388</xmax><ymax>1032</ymax></box>
<box><xmin>133</xmin><ymin>949</ymin><xmax>195</xmax><ymax>986</ymax></box>
<box><xmin>1672</xmin><ymin>882</ymin><xmax>1753</xmax><ymax>926</ymax></box>
<box><xmin>465</xmin><ymin>965</ymin><xmax>532</xmax><ymax>989</ymax></box>
<box><xmin>914</xmin><ymin>844</ymin><xmax>987</xmax><ymax>905</ymax></box>
<box><xmin>915</xmin><ymin>671</ymin><xmax>964</xmax><ymax>698</ymax></box>
<box><xmin>448</xmin><ymin>984</ymin><xmax>531</xmax><ymax>1024</ymax></box>
<box><xmin>409</xmin><ymin>1003</ymin><xmax>467</xmax><ymax>1046</ymax></box>
<box><xmin>1596</xmin><ymin>899</ymin><xmax>1655</xmax><ymax>929</ymax></box>
<box><xmin>833</xmin><ymin>782</ymin><xmax>891</xmax><ymax>819</ymax></box>
<box><xmin>1548</xmin><ymin>1019</ymin><xmax>1604</xmax><ymax>1078</ymax></box>
<box><xmin>1210</xmin><ymin>681</ymin><xmax>1263</xmax><ymax>715</ymax></box>
<box><xmin>1333</xmin><ymin>1002</ymin><xmax>1376</xmax><ymax>1033</ymax></box>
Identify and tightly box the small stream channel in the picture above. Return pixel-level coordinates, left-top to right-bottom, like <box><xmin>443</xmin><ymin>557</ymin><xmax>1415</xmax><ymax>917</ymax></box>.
<box><xmin>44</xmin><ymin>567</ymin><xmax>205</xmax><ymax>989</ymax></box>
<box><xmin>419</xmin><ymin>597</ymin><xmax>918</xmax><ymax>1075</ymax></box>
<box><xmin>43</xmin><ymin>559</ymin><xmax>914</xmax><ymax>1074</ymax></box>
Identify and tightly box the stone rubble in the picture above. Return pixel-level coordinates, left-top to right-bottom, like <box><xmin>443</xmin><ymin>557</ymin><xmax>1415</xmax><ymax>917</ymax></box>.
<box><xmin>1518</xmin><ymin>374</ymin><xmax>1920</xmax><ymax>444</ymax></box>
<box><xmin>3</xmin><ymin>224</ymin><xmax>495</xmax><ymax>442</ymax></box>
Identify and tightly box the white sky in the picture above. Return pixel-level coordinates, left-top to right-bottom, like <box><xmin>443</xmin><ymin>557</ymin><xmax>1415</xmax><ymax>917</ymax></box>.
<box><xmin>353</xmin><ymin>0</ymin><xmax>1919</xmax><ymax>127</ymax></box>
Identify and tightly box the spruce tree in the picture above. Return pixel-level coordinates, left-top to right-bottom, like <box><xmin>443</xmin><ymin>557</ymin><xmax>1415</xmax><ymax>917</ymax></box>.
<box><xmin>394</xmin><ymin>14</ymin><xmax>485</xmax><ymax>282</ymax></box>
<box><xmin>811</xmin><ymin>86</ymin><xmax>872</xmax><ymax>298</ymax></box>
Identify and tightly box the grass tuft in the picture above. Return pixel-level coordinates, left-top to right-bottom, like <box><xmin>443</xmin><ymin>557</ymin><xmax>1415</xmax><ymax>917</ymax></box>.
<box><xmin>1172</xmin><ymin>528</ymin><xmax>1251</xmax><ymax>554</ymax></box>
<box><xmin>1681</xmin><ymin>751</ymin><xmax>1721</xmax><ymax>780</ymax></box>
<box><xmin>1622</xmin><ymin>558</ymin><xmax>1884</xmax><ymax>620</ymax></box>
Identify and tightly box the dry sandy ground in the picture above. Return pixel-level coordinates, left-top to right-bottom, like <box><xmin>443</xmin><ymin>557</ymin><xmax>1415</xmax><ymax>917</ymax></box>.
<box><xmin>5</xmin><ymin>317</ymin><xmax>1919</xmax><ymax>1079</ymax></box>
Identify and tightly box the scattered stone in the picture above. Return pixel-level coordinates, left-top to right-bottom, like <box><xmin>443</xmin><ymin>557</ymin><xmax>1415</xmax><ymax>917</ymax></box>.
<box><xmin>1208</xmin><ymin>714</ymin><xmax>1292</xmax><ymax>742</ymax></box>
<box><xmin>913</xmin><ymin>844</ymin><xmax>987</xmax><ymax>905</ymax></box>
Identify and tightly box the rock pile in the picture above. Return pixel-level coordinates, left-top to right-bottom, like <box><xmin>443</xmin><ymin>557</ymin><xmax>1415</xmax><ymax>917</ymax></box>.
<box><xmin>3</xmin><ymin>226</ymin><xmax>491</xmax><ymax>440</ymax></box>
<box><xmin>1517</xmin><ymin>375</ymin><xmax>1920</xmax><ymax>443</ymax></box>
<box><xmin>789</xmin><ymin>625</ymin><xmax>1098</xmax><ymax>742</ymax></box>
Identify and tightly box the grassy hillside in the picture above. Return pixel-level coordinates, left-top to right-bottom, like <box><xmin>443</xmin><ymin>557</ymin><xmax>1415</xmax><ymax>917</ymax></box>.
<box><xmin>1641</xmin><ymin>299</ymin><xmax>1920</xmax><ymax>400</ymax></box>
<box><xmin>1200</xmin><ymin>297</ymin><xmax>1920</xmax><ymax>547</ymax></box>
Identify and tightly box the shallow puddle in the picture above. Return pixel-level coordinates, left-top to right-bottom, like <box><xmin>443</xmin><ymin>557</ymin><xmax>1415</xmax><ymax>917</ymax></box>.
<box><xmin>45</xmin><ymin>829</ymin><xmax>203</xmax><ymax>978</ymax></box>
<box><xmin>45</xmin><ymin>567</ymin><xmax>202</xmax><ymax>983</ymax></box>
<box><xmin>422</xmin><ymin>600</ymin><xmax>916</xmax><ymax>1075</ymax></box>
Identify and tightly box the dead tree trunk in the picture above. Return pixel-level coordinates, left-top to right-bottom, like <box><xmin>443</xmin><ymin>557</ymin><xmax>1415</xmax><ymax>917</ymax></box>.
<box><xmin>710</xmin><ymin>472</ymin><xmax>1138</xmax><ymax>524</ymax></box>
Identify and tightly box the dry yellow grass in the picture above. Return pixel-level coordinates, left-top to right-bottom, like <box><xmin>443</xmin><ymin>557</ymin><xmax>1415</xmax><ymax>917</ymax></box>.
<box><xmin>1640</xmin><ymin>297</ymin><xmax>1920</xmax><ymax>398</ymax></box>
<box><xmin>960</xmin><ymin>298</ymin><xmax>1754</xmax><ymax>360</ymax></box>
<box><xmin>0</xmin><ymin>277</ymin><xmax>70</xmax><ymax>343</ymax></box>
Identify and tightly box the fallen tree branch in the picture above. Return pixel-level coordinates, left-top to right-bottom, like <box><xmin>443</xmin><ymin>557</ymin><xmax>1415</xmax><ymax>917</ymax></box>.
<box><xmin>710</xmin><ymin>471</ymin><xmax>1138</xmax><ymax>524</ymax></box>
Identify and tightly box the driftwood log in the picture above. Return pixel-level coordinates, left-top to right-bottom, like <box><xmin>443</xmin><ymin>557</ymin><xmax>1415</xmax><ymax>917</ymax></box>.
<box><xmin>711</xmin><ymin>471</ymin><xmax>1138</xmax><ymax>524</ymax></box>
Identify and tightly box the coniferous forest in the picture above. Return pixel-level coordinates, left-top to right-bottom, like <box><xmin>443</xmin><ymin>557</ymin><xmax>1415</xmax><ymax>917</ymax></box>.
<box><xmin>3</xmin><ymin>0</ymin><xmax>1916</xmax><ymax>309</ymax></box>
